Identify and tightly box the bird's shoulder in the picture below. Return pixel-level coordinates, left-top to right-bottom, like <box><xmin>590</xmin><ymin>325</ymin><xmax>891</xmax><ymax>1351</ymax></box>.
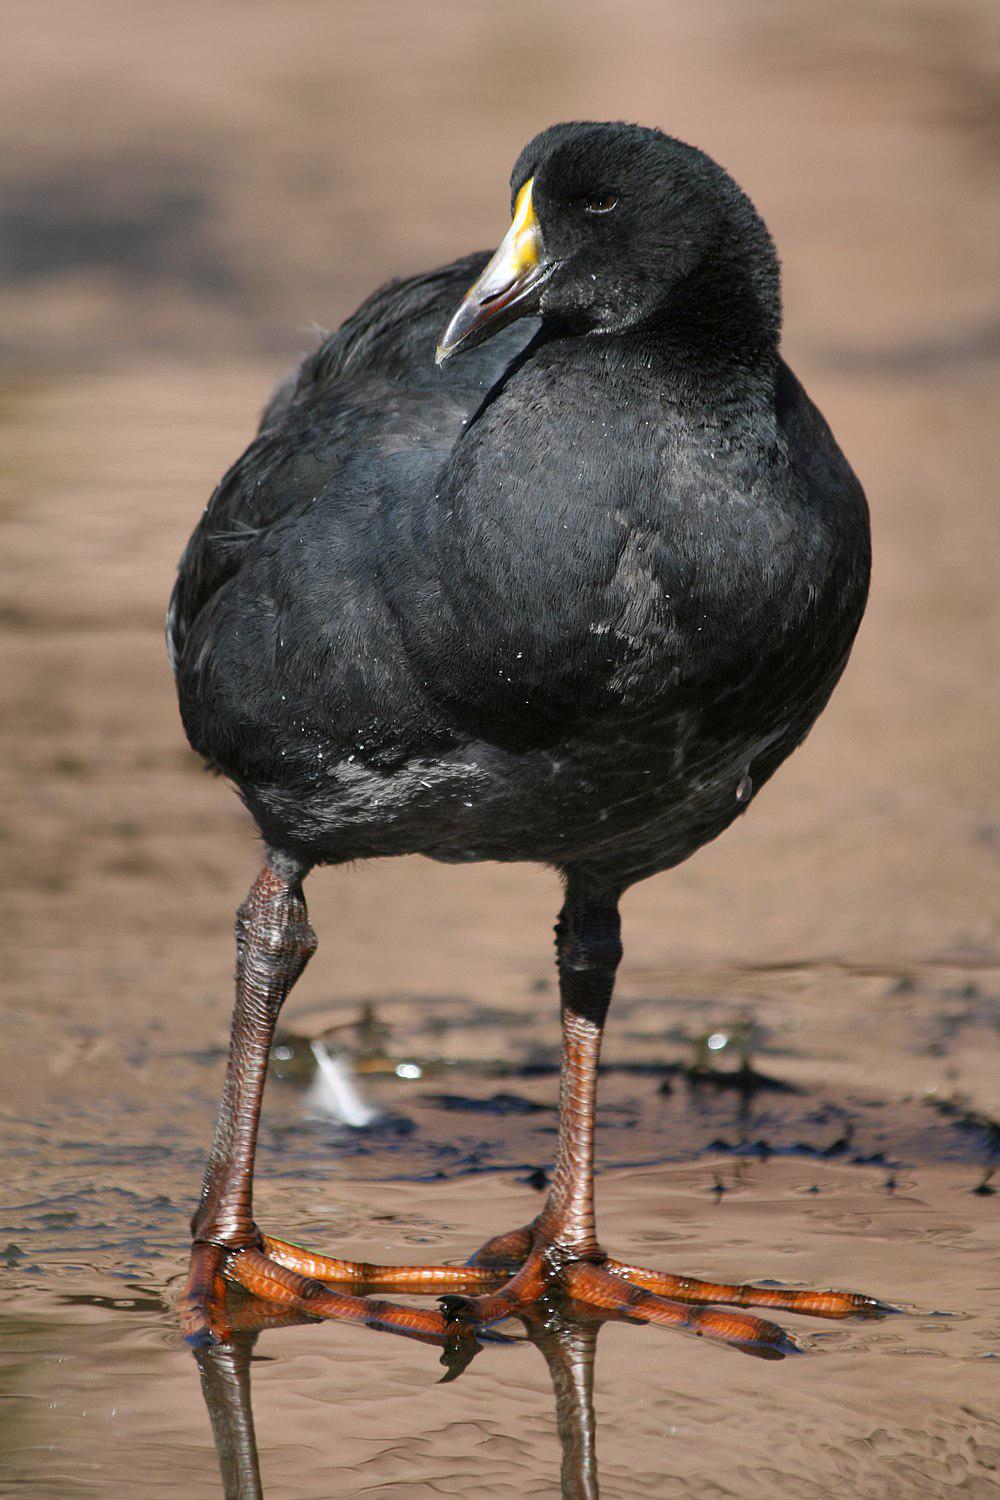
<box><xmin>262</xmin><ymin>253</ymin><xmax>493</xmax><ymax>421</ymax></box>
<box><xmin>167</xmin><ymin>252</ymin><xmax>537</xmax><ymax>672</ymax></box>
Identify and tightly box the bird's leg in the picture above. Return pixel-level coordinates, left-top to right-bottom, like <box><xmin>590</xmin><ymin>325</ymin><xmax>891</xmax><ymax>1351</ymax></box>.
<box><xmin>180</xmin><ymin>857</ymin><xmax>507</xmax><ymax>1346</ymax></box>
<box><xmin>439</xmin><ymin>887</ymin><xmax>791</xmax><ymax>1357</ymax></box>
<box><xmin>458</xmin><ymin>889</ymin><xmax>621</xmax><ymax>1277</ymax></box>
<box><xmin>433</xmin><ymin>881</ymin><xmax>884</xmax><ymax>1354</ymax></box>
<box><xmin>196</xmin><ymin>860</ymin><xmax>317</xmax><ymax>1250</ymax></box>
<box><xmin>439</xmin><ymin>884</ymin><xmax>622</xmax><ymax>1323</ymax></box>
<box><xmin>180</xmin><ymin>856</ymin><xmax>317</xmax><ymax>1341</ymax></box>
<box><xmin>535</xmin><ymin>886</ymin><xmax>622</xmax><ymax>1256</ymax></box>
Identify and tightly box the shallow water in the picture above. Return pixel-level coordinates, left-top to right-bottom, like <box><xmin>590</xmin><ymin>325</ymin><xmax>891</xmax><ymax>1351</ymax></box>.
<box><xmin>2</xmin><ymin>1160</ymin><xmax>998</xmax><ymax>1498</ymax></box>
<box><xmin>2</xmin><ymin>0</ymin><xmax>999</xmax><ymax>1495</ymax></box>
<box><xmin>3</xmin><ymin>994</ymin><xmax>999</xmax><ymax>1497</ymax></box>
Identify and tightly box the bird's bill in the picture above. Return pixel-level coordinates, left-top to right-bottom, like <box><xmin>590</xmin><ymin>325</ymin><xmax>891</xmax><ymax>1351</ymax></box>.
<box><xmin>435</xmin><ymin>178</ymin><xmax>551</xmax><ymax>364</ymax></box>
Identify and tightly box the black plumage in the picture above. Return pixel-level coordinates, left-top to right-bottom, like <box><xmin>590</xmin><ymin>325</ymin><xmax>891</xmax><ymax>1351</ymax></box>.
<box><xmin>169</xmin><ymin>123</ymin><xmax>869</xmax><ymax>890</ymax></box>
<box><xmin>171</xmin><ymin>123</ymin><xmax>874</xmax><ymax>1348</ymax></box>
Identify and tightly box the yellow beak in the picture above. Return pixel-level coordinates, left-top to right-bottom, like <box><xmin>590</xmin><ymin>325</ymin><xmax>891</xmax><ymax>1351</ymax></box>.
<box><xmin>436</xmin><ymin>178</ymin><xmax>549</xmax><ymax>365</ymax></box>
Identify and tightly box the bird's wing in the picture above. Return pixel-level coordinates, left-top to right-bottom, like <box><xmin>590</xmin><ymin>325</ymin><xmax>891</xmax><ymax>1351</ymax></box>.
<box><xmin>167</xmin><ymin>253</ymin><xmax>537</xmax><ymax>672</ymax></box>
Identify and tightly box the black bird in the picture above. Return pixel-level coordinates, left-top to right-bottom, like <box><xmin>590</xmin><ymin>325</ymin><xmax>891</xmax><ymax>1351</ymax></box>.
<box><xmin>170</xmin><ymin>121</ymin><xmax>876</xmax><ymax>1353</ymax></box>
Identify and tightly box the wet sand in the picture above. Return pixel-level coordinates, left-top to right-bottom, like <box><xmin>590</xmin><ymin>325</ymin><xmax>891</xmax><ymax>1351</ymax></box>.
<box><xmin>2</xmin><ymin>2</ymin><xmax>999</xmax><ymax>1495</ymax></box>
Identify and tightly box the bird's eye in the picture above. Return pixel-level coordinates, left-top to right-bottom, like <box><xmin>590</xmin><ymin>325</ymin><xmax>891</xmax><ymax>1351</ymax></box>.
<box><xmin>584</xmin><ymin>194</ymin><xmax>619</xmax><ymax>215</ymax></box>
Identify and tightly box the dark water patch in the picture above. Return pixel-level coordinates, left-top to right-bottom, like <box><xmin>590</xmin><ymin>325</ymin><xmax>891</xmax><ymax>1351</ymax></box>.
<box><xmin>924</xmin><ymin>1095</ymin><xmax>1000</xmax><ymax>1160</ymax></box>
<box><xmin>423</xmin><ymin>1091</ymin><xmax>554</xmax><ymax>1116</ymax></box>
<box><xmin>59</xmin><ymin>1286</ymin><xmax>169</xmax><ymax>1314</ymax></box>
<box><xmin>661</xmin><ymin>1061</ymin><xmax>800</xmax><ymax>1096</ymax></box>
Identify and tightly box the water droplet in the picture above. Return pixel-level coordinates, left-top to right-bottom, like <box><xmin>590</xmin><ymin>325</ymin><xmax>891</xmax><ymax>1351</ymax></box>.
<box><xmin>707</xmin><ymin>1032</ymin><xmax>728</xmax><ymax>1052</ymax></box>
<box><xmin>736</xmin><ymin>772</ymin><xmax>753</xmax><ymax>803</ymax></box>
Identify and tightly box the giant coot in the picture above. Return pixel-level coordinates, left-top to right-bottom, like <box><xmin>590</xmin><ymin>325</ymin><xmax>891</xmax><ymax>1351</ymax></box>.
<box><xmin>170</xmin><ymin>121</ymin><xmax>876</xmax><ymax>1354</ymax></box>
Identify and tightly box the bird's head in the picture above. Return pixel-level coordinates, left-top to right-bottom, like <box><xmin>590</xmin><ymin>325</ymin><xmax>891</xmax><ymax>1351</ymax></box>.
<box><xmin>436</xmin><ymin>120</ymin><xmax>780</xmax><ymax>371</ymax></box>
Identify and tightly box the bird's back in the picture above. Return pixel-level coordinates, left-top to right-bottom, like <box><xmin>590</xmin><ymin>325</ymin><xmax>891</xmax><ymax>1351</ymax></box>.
<box><xmin>167</xmin><ymin>253</ymin><xmax>536</xmax><ymax>675</ymax></box>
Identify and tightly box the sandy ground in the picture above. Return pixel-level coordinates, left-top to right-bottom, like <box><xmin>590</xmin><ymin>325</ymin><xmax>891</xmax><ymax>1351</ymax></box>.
<box><xmin>1</xmin><ymin>2</ymin><xmax>999</xmax><ymax>1496</ymax></box>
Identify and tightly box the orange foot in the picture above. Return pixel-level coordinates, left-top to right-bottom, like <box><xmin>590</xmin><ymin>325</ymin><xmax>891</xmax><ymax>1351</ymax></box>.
<box><xmin>180</xmin><ymin>1223</ymin><xmax>887</xmax><ymax>1362</ymax></box>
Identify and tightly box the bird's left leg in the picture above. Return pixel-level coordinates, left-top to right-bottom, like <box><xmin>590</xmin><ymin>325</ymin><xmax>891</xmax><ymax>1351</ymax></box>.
<box><xmin>439</xmin><ymin>886</ymin><xmax>625</xmax><ymax>1322</ymax></box>
<box><xmin>437</xmin><ymin>881</ymin><xmax>630</xmax><ymax>1326</ymax></box>
<box><xmin>435</xmin><ymin>885</ymin><xmax>781</xmax><ymax>1352</ymax></box>
<box><xmin>433</xmin><ymin>880</ymin><xmax>884</xmax><ymax>1354</ymax></box>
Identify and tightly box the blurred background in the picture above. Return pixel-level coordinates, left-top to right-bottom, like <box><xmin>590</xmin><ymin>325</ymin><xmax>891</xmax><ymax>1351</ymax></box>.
<box><xmin>2</xmin><ymin>3</ymin><xmax>998</xmax><ymax>1497</ymax></box>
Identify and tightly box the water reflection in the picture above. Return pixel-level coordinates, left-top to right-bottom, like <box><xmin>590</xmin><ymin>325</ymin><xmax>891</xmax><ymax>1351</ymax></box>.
<box><xmin>195</xmin><ymin>1295</ymin><xmax>622</xmax><ymax>1499</ymax></box>
<box><xmin>539</xmin><ymin>1315</ymin><xmax>600</xmax><ymax>1500</ymax></box>
<box><xmin>198</xmin><ymin>1334</ymin><xmax>264</xmax><ymax>1500</ymax></box>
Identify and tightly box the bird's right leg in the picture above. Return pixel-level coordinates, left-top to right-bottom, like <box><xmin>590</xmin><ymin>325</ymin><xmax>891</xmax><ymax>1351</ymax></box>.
<box><xmin>179</xmin><ymin>856</ymin><xmax>505</xmax><ymax>1347</ymax></box>
<box><xmin>180</xmin><ymin>855</ymin><xmax>317</xmax><ymax>1342</ymax></box>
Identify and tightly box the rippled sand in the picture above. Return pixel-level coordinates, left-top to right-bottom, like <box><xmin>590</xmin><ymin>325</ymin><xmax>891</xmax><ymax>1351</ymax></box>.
<box><xmin>2</xmin><ymin>1</ymin><xmax>998</xmax><ymax>1495</ymax></box>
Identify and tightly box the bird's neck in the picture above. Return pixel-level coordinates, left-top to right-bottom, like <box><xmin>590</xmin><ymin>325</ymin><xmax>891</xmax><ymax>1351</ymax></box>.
<box><xmin>580</xmin><ymin>320</ymin><xmax>779</xmax><ymax>430</ymax></box>
<box><xmin>621</xmin><ymin>224</ymin><xmax>782</xmax><ymax>409</ymax></box>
